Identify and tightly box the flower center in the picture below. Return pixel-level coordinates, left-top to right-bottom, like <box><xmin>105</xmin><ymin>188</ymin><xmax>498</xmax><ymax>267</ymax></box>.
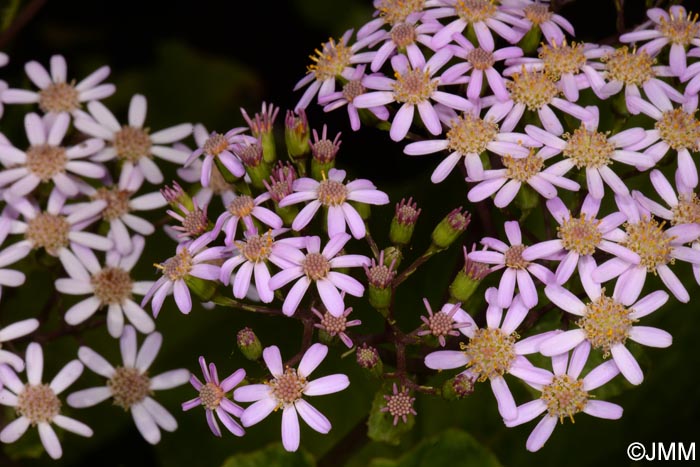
<box><xmin>25</xmin><ymin>212</ymin><xmax>70</xmax><ymax>255</ymax></box>
<box><xmin>228</xmin><ymin>195</ymin><xmax>255</xmax><ymax>218</ymax></box>
<box><xmin>524</xmin><ymin>3</ymin><xmax>553</xmax><ymax>24</ymax></box>
<box><xmin>577</xmin><ymin>293</ymin><xmax>635</xmax><ymax>354</ymax></box>
<box><xmin>390</xmin><ymin>22</ymin><xmax>417</xmax><ymax>48</ymax></box>
<box><xmin>92</xmin><ymin>187</ymin><xmax>131</xmax><ymax>220</ymax></box>
<box><xmin>91</xmin><ymin>267</ymin><xmax>133</xmax><ymax>305</ymax></box>
<box><xmin>38</xmin><ymin>82</ymin><xmax>80</xmax><ymax>113</ymax></box>
<box><xmin>236</xmin><ymin>232</ymin><xmax>273</xmax><ymax>263</ymax></box>
<box><xmin>623</xmin><ymin>217</ymin><xmax>674</xmax><ymax>272</ymax></box>
<box><xmin>602</xmin><ymin>47</ymin><xmax>655</xmax><ymax>86</ymax></box>
<box><xmin>199</xmin><ymin>382</ymin><xmax>225</xmax><ymax>411</ymax></box>
<box><xmin>540</xmin><ymin>374</ymin><xmax>589</xmax><ymax>422</ymax></box>
<box><xmin>672</xmin><ymin>193</ymin><xmax>700</xmax><ymax>225</ymax></box>
<box><xmin>311</xmin><ymin>139</ymin><xmax>339</xmax><ymax>163</ymax></box>
<box><xmin>317</xmin><ymin>179</ymin><xmax>347</xmax><ymax>206</ymax></box>
<box><xmin>539</xmin><ymin>40</ymin><xmax>586</xmax><ymax>79</ymax></box>
<box><xmin>160</xmin><ymin>249</ymin><xmax>193</xmax><ymax>281</ymax></box>
<box><xmin>377</xmin><ymin>0</ymin><xmax>424</xmax><ymax>25</ymax></box>
<box><xmin>17</xmin><ymin>384</ymin><xmax>61</xmax><ymax>425</ymax></box>
<box><xmin>504</xmin><ymin>244</ymin><xmax>529</xmax><ymax>269</ymax></box>
<box><xmin>395</xmin><ymin>197</ymin><xmax>421</xmax><ymax>224</ymax></box>
<box><xmin>563</xmin><ymin>127</ymin><xmax>615</xmax><ymax>169</ymax></box>
<box><xmin>655</xmin><ymin>108</ymin><xmax>700</xmax><ymax>151</ymax></box>
<box><xmin>393</xmin><ymin>68</ymin><xmax>437</xmax><ymax>104</ymax></box>
<box><xmin>302</xmin><ymin>252</ymin><xmax>331</xmax><ymax>281</ymax></box>
<box><xmin>25</xmin><ymin>144</ymin><xmax>67</xmax><ymax>181</ymax></box>
<box><xmin>502</xmin><ymin>149</ymin><xmax>544</xmax><ymax>182</ymax></box>
<box><xmin>455</xmin><ymin>0</ymin><xmax>497</xmax><ymax>23</ymax></box>
<box><xmin>342</xmin><ymin>80</ymin><xmax>366</xmax><ymax>103</ymax></box>
<box><xmin>308</xmin><ymin>37</ymin><xmax>353</xmax><ymax>81</ymax></box>
<box><xmin>108</xmin><ymin>366</ymin><xmax>151</xmax><ymax>410</ymax></box>
<box><xmin>320</xmin><ymin>311</ymin><xmax>347</xmax><ymax>335</ymax></box>
<box><xmin>366</xmin><ymin>263</ymin><xmax>395</xmax><ymax>288</ymax></box>
<box><xmin>426</xmin><ymin>311</ymin><xmax>455</xmax><ymax>337</ymax></box>
<box><xmin>235</xmin><ymin>142</ymin><xmax>262</xmax><ymax>167</ymax></box>
<box><xmin>657</xmin><ymin>10</ymin><xmax>700</xmax><ymax>45</ymax></box>
<box><xmin>467</xmin><ymin>47</ymin><xmax>495</xmax><ymax>70</ymax></box>
<box><xmin>202</xmin><ymin>133</ymin><xmax>229</xmax><ymax>156</ymax></box>
<box><xmin>270</xmin><ymin>368</ymin><xmax>306</xmax><ymax>407</ymax></box>
<box><xmin>446</xmin><ymin>114</ymin><xmax>499</xmax><ymax>155</ymax></box>
<box><xmin>461</xmin><ymin>327</ymin><xmax>516</xmax><ymax>381</ymax></box>
<box><xmin>557</xmin><ymin>214</ymin><xmax>602</xmax><ymax>255</ymax></box>
<box><xmin>383</xmin><ymin>387</ymin><xmax>415</xmax><ymax>422</ymax></box>
<box><xmin>507</xmin><ymin>69</ymin><xmax>559</xmax><ymax>110</ymax></box>
<box><xmin>114</xmin><ymin>126</ymin><xmax>152</xmax><ymax>162</ymax></box>
<box><xmin>356</xmin><ymin>344</ymin><xmax>380</xmax><ymax>368</ymax></box>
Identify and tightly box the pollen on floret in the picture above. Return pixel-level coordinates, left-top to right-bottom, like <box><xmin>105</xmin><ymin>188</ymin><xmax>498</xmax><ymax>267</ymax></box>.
<box><xmin>506</xmin><ymin>68</ymin><xmax>558</xmax><ymax>110</ymax></box>
<box><xmin>390</xmin><ymin>22</ymin><xmax>417</xmax><ymax>49</ymax></box>
<box><xmin>504</xmin><ymin>244</ymin><xmax>530</xmax><ymax>269</ymax></box>
<box><xmin>228</xmin><ymin>195</ymin><xmax>255</xmax><ymax>218</ymax></box>
<box><xmin>108</xmin><ymin>366</ymin><xmax>151</xmax><ymax>410</ymax></box>
<box><xmin>524</xmin><ymin>2</ymin><xmax>553</xmax><ymax>25</ymax></box>
<box><xmin>16</xmin><ymin>384</ymin><xmax>61</xmax><ymax>425</ymax></box>
<box><xmin>39</xmin><ymin>81</ymin><xmax>80</xmax><ymax>113</ymax></box>
<box><xmin>302</xmin><ymin>253</ymin><xmax>331</xmax><ymax>281</ymax></box>
<box><xmin>269</xmin><ymin>368</ymin><xmax>307</xmax><ymax>408</ymax></box>
<box><xmin>502</xmin><ymin>149</ymin><xmax>544</xmax><ymax>182</ymax></box>
<box><xmin>92</xmin><ymin>187</ymin><xmax>131</xmax><ymax>220</ymax></box>
<box><xmin>114</xmin><ymin>126</ymin><xmax>152</xmax><ymax>162</ymax></box>
<box><xmin>657</xmin><ymin>10</ymin><xmax>700</xmax><ymax>46</ymax></box>
<box><xmin>454</xmin><ymin>0</ymin><xmax>497</xmax><ymax>23</ymax></box>
<box><xmin>395</xmin><ymin>197</ymin><xmax>421</xmax><ymax>226</ymax></box>
<box><xmin>342</xmin><ymin>79</ymin><xmax>366</xmax><ymax>104</ymax></box>
<box><xmin>461</xmin><ymin>328</ymin><xmax>516</xmax><ymax>382</ymax></box>
<box><xmin>672</xmin><ymin>193</ymin><xmax>700</xmax><ymax>225</ymax></box>
<box><xmin>467</xmin><ymin>47</ymin><xmax>495</xmax><ymax>71</ymax></box>
<box><xmin>540</xmin><ymin>374</ymin><xmax>589</xmax><ymax>423</ymax></box>
<box><xmin>447</xmin><ymin>114</ymin><xmax>499</xmax><ymax>155</ymax></box>
<box><xmin>601</xmin><ymin>46</ymin><xmax>655</xmax><ymax>86</ymax></box>
<box><xmin>180</xmin><ymin>205</ymin><xmax>209</xmax><ymax>238</ymax></box>
<box><xmin>377</xmin><ymin>0</ymin><xmax>425</xmax><ymax>25</ymax></box>
<box><xmin>199</xmin><ymin>382</ymin><xmax>225</xmax><ymax>411</ymax></box>
<box><xmin>308</xmin><ymin>37</ymin><xmax>353</xmax><ymax>81</ymax></box>
<box><xmin>25</xmin><ymin>144</ymin><xmax>67</xmax><ymax>181</ymax></box>
<box><xmin>622</xmin><ymin>217</ymin><xmax>674</xmax><ymax>272</ymax></box>
<box><xmin>563</xmin><ymin>127</ymin><xmax>615</xmax><ymax>169</ymax></box>
<box><xmin>25</xmin><ymin>212</ymin><xmax>71</xmax><ymax>255</ymax></box>
<box><xmin>158</xmin><ymin>250</ymin><xmax>193</xmax><ymax>281</ymax></box>
<box><xmin>236</xmin><ymin>231</ymin><xmax>274</xmax><ymax>263</ymax></box>
<box><xmin>577</xmin><ymin>291</ymin><xmax>635</xmax><ymax>355</ymax></box>
<box><xmin>202</xmin><ymin>133</ymin><xmax>230</xmax><ymax>156</ymax></box>
<box><xmin>558</xmin><ymin>214</ymin><xmax>602</xmax><ymax>255</ymax></box>
<box><xmin>91</xmin><ymin>267</ymin><xmax>133</xmax><ymax>305</ymax></box>
<box><xmin>392</xmin><ymin>68</ymin><xmax>437</xmax><ymax>105</ymax></box>
<box><xmin>655</xmin><ymin>108</ymin><xmax>700</xmax><ymax>151</ymax></box>
<box><xmin>539</xmin><ymin>40</ymin><xmax>587</xmax><ymax>79</ymax></box>
<box><xmin>317</xmin><ymin>179</ymin><xmax>348</xmax><ymax>206</ymax></box>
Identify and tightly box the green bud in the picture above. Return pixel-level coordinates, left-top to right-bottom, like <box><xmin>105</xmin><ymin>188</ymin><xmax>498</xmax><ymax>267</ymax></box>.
<box><xmin>382</xmin><ymin>246</ymin><xmax>403</xmax><ymax>269</ymax></box>
<box><xmin>390</xmin><ymin>197</ymin><xmax>421</xmax><ymax>246</ymax></box>
<box><xmin>245</xmin><ymin>162</ymin><xmax>272</xmax><ymax>190</ymax></box>
<box><xmin>184</xmin><ymin>275</ymin><xmax>217</xmax><ymax>302</ymax></box>
<box><xmin>518</xmin><ymin>26</ymin><xmax>542</xmax><ymax>55</ymax></box>
<box><xmin>160</xmin><ymin>181</ymin><xmax>194</xmax><ymax>213</ymax></box>
<box><xmin>365</xmin><ymin>251</ymin><xmax>397</xmax><ymax>311</ymax></box>
<box><xmin>356</xmin><ymin>344</ymin><xmax>383</xmax><ymax>377</ymax></box>
<box><xmin>431</xmin><ymin>207</ymin><xmax>471</xmax><ymax>250</ymax></box>
<box><xmin>275</xmin><ymin>204</ymin><xmax>299</xmax><ymax>226</ymax></box>
<box><xmin>442</xmin><ymin>373</ymin><xmax>475</xmax><ymax>400</ymax></box>
<box><xmin>351</xmin><ymin>201</ymin><xmax>371</xmax><ymax>220</ymax></box>
<box><xmin>261</xmin><ymin>132</ymin><xmax>277</xmax><ymax>164</ymax></box>
<box><xmin>285</xmin><ymin>109</ymin><xmax>310</xmax><ymax>160</ymax></box>
<box><xmin>237</xmin><ymin>327</ymin><xmax>262</xmax><ymax>361</ymax></box>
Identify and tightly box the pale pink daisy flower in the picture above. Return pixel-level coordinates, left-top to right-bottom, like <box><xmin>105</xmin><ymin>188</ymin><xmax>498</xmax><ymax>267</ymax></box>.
<box><xmin>487</xmin><ymin>66</ymin><xmax>593</xmax><ymax>136</ymax></box>
<box><xmin>353</xmin><ymin>51</ymin><xmax>473</xmax><ymax>141</ymax></box>
<box><xmin>2</xmin><ymin>54</ymin><xmax>114</xmax><ymax>116</ymax></box>
<box><xmin>442</xmin><ymin>34</ymin><xmax>524</xmax><ymax>101</ymax></box>
<box><xmin>312</xmin><ymin>304</ymin><xmax>361</xmax><ymax>348</ymax></box>
<box><xmin>505</xmin><ymin>341</ymin><xmax>622</xmax><ymax>452</ymax></box>
<box><xmin>592</xmin><ymin>195</ymin><xmax>700</xmax><ymax>304</ymax></box>
<box><xmin>67</xmin><ymin>326</ymin><xmax>189</xmax><ymax>445</ymax></box>
<box><xmin>619</xmin><ymin>5</ymin><xmax>700</xmax><ymax>77</ymax></box>
<box><xmin>176</xmin><ymin>155</ymin><xmax>236</xmax><ymax>209</ymax></box>
<box><xmin>0</xmin><ymin>319</ymin><xmax>39</xmax><ymax>371</ymax></box>
<box><xmin>219</xmin><ymin>228</ymin><xmax>307</xmax><ymax>303</ymax></box>
<box><xmin>427</xmin><ymin>0</ymin><xmax>528</xmax><ymax>50</ymax></box>
<box><xmin>0</xmin><ymin>112</ymin><xmax>105</xmax><ymax>197</ymax></box>
<box><xmin>417</xmin><ymin>299</ymin><xmax>471</xmax><ymax>347</ymax></box>
<box><xmin>2</xmin><ymin>191</ymin><xmax>112</xmax><ymax>273</ymax></box>
<box><xmin>279</xmin><ymin>168</ymin><xmax>389</xmax><ymax>239</ymax></box>
<box><xmin>424</xmin><ymin>289</ymin><xmax>554</xmax><ymax>421</ymax></box>
<box><xmin>55</xmin><ymin>236</ymin><xmax>155</xmax><ymax>337</ymax></box>
<box><xmin>356</xmin><ymin>0</ymin><xmax>429</xmax><ymax>40</ymax></box>
<box><xmin>625</xmin><ymin>97</ymin><xmax>700</xmax><ymax>188</ymax></box>
<box><xmin>183</xmin><ymin>124</ymin><xmax>251</xmax><ymax>186</ymax></box>
<box><xmin>367</xmin><ymin>15</ymin><xmax>442</xmax><ymax>72</ymax></box>
<box><xmin>294</xmin><ymin>29</ymin><xmax>379</xmax><ymax>111</ymax></box>
<box><xmin>522</xmin><ymin>195</ymin><xmax>639</xmax><ymax>292</ymax></box>
<box><xmin>469</xmin><ymin>222</ymin><xmax>553</xmax><ymax>308</ymax></box>
<box><xmin>182</xmin><ymin>357</ymin><xmax>245</xmax><ymax>437</ymax></box>
<box><xmin>234</xmin><ymin>344</ymin><xmax>350</xmax><ymax>452</ymax></box>
<box><xmin>500</xmin><ymin>0</ymin><xmax>575</xmax><ymax>46</ymax></box>
<box><xmin>212</xmin><ymin>193</ymin><xmax>283</xmax><ymax>246</ymax></box>
<box><xmin>467</xmin><ymin>147</ymin><xmax>580</xmax><ymax>208</ymax></box>
<box><xmin>381</xmin><ymin>383</ymin><xmax>417</xmax><ymax>425</ymax></box>
<box><xmin>262</xmin><ymin>162</ymin><xmax>297</xmax><ymax>204</ymax></box>
<box><xmin>0</xmin><ymin>343</ymin><xmax>91</xmax><ymax>460</ymax></box>
<box><xmin>74</xmin><ymin>95</ymin><xmax>193</xmax><ymax>184</ymax></box>
<box><xmin>268</xmin><ymin>233</ymin><xmax>370</xmax><ymax>317</ymax></box>
<box><xmin>142</xmin><ymin>234</ymin><xmax>225</xmax><ymax>316</ymax></box>
<box><xmin>319</xmin><ymin>65</ymin><xmax>390</xmax><ymax>131</ymax></box>
<box><xmin>542</xmin><ymin>283</ymin><xmax>672</xmax><ymax>385</ymax></box>
<box><xmin>524</xmin><ymin>109</ymin><xmax>652</xmax><ymax>199</ymax></box>
<box><xmin>404</xmin><ymin>106</ymin><xmax>540</xmax><ymax>182</ymax></box>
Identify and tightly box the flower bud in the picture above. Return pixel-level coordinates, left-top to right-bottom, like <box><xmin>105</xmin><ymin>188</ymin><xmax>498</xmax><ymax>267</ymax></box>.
<box><xmin>356</xmin><ymin>343</ymin><xmax>383</xmax><ymax>376</ymax></box>
<box><xmin>241</xmin><ymin>102</ymin><xmax>279</xmax><ymax>164</ymax></box>
<box><xmin>237</xmin><ymin>327</ymin><xmax>262</xmax><ymax>361</ymax></box>
<box><xmin>161</xmin><ymin>181</ymin><xmax>193</xmax><ymax>213</ymax></box>
<box><xmin>449</xmin><ymin>245</ymin><xmax>490</xmax><ymax>303</ymax></box>
<box><xmin>285</xmin><ymin>109</ymin><xmax>310</xmax><ymax>161</ymax></box>
<box><xmin>234</xmin><ymin>140</ymin><xmax>270</xmax><ymax>189</ymax></box>
<box><xmin>364</xmin><ymin>251</ymin><xmax>397</xmax><ymax>312</ymax></box>
<box><xmin>390</xmin><ymin>197</ymin><xmax>421</xmax><ymax>246</ymax></box>
<box><xmin>263</xmin><ymin>162</ymin><xmax>299</xmax><ymax>225</ymax></box>
<box><xmin>431</xmin><ymin>207</ymin><xmax>471</xmax><ymax>250</ymax></box>
<box><xmin>310</xmin><ymin>125</ymin><xmax>341</xmax><ymax>180</ymax></box>
<box><xmin>441</xmin><ymin>373</ymin><xmax>475</xmax><ymax>400</ymax></box>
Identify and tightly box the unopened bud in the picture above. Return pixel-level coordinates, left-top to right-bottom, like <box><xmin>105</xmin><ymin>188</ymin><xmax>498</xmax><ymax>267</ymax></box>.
<box><xmin>237</xmin><ymin>327</ymin><xmax>262</xmax><ymax>361</ymax></box>
<box><xmin>241</xmin><ymin>102</ymin><xmax>279</xmax><ymax>164</ymax></box>
<box><xmin>264</xmin><ymin>162</ymin><xmax>299</xmax><ymax>224</ymax></box>
<box><xmin>431</xmin><ymin>207</ymin><xmax>470</xmax><ymax>250</ymax></box>
<box><xmin>310</xmin><ymin>125</ymin><xmax>341</xmax><ymax>180</ymax></box>
<box><xmin>161</xmin><ymin>181</ymin><xmax>193</xmax><ymax>213</ymax></box>
<box><xmin>285</xmin><ymin>109</ymin><xmax>310</xmax><ymax>160</ymax></box>
<box><xmin>234</xmin><ymin>140</ymin><xmax>270</xmax><ymax>189</ymax></box>
<box><xmin>449</xmin><ymin>245</ymin><xmax>490</xmax><ymax>303</ymax></box>
<box><xmin>390</xmin><ymin>197</ymin><xmax>421</xmax><ymax>246</ymax></box>
<box><xmin>364</xmin><ymin>251</ymin><xmax>397</xmax><ymax>311</ymax></box>
<box><xmin>356</xmin><ymin>343</ymin><xmax>383</xmax><ymax>376</ymax></box>
<box><xmin>442</xmin><ymin>373</ymin><xmax>475</xmax><ymax>400</ymax></box>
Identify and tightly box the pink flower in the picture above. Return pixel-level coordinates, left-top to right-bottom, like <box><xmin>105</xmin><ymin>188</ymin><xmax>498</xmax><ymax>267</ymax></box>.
<box><xmin>312</xmin><ymin>304</ymin><xmax>361</xmax><ymax>348</ymax></box>
<box><xmin>184</xmin><ymin>124</ymin><xmax>251</xmax><ymax>186</ymax></box>
<box><xmin>367</xmin><ymin>16</ymin><xmax>442</xmax><ymax>72</ymax></box>
<box><xmin>542</xmin><ymin>283</ymin><xmax>672</xmax><ymax>385</ymax></box>
<box><xmin>424</xmin><ymin>290</ymin><xmax>553</xmax><ymax>421</ymax></box>
<box><xmin>417</xmin><ymin>299</ymin><xmax>471</xmax><ymax>347</ymax></box>
<box><xmin>469</xmin><ymin>221</ymin><xmax>554</xmax><ymax>308</ymax></box>
<box><xmin>279</xmin><ymin>168</ymin><xmax>389</xmax><ymax>239</ymax></box>
<box><xmin>357</xmin><ymin>0</ymin><xmax>427</xmax><ymax>41</ymax></box>
<box><xmin>268</xmin><ymin>233</ymin><xmax>370</xmax><ymax>317</ymax></box>
<box><xmin>182</xmin><ymin>357</ymin><xmax>245</xmax><ymax>438</ymax></box>
<box><xmin>505</xmin><ymin>340</ymin><xmax>622</xmax><ymax>452</ymax></box>
<box><xmin>500</xmin><ymin>0</ymin><xmax>575</xmax><ymax>46</ymax></box>
<box><xmin>353</xmin><ymin>50</ymin><xmax>472</xmax><ymax>141</ymax></box>
<box><xmin>233</xmin><ymin>344</ymin><xmax>349</xmax><ymax>452</ymax></box>
<box><xmin>212</xmin><ymin>193</ymin><xmax>283</xmax><ymax>246</ymax></box>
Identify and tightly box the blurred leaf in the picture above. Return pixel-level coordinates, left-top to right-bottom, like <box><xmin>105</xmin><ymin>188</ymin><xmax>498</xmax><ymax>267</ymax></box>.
<box><xmin>220</xmin><ymin>443</ymin><xmax>315</xmax><ymax>467</ymax></box>
<box><xmin>1</xmin><ymin>0</ymin><xmax>21</xmax><ymax>31</ymax></box>
<box><xmin>367</xmin><ymin>386</ymin><xmax>414</xmax><ymax>446</ymax></box>
<box><xmin>368</xmin><ymin>428</ymin><xmax>502</xmax><ymax>467</ymax></box>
